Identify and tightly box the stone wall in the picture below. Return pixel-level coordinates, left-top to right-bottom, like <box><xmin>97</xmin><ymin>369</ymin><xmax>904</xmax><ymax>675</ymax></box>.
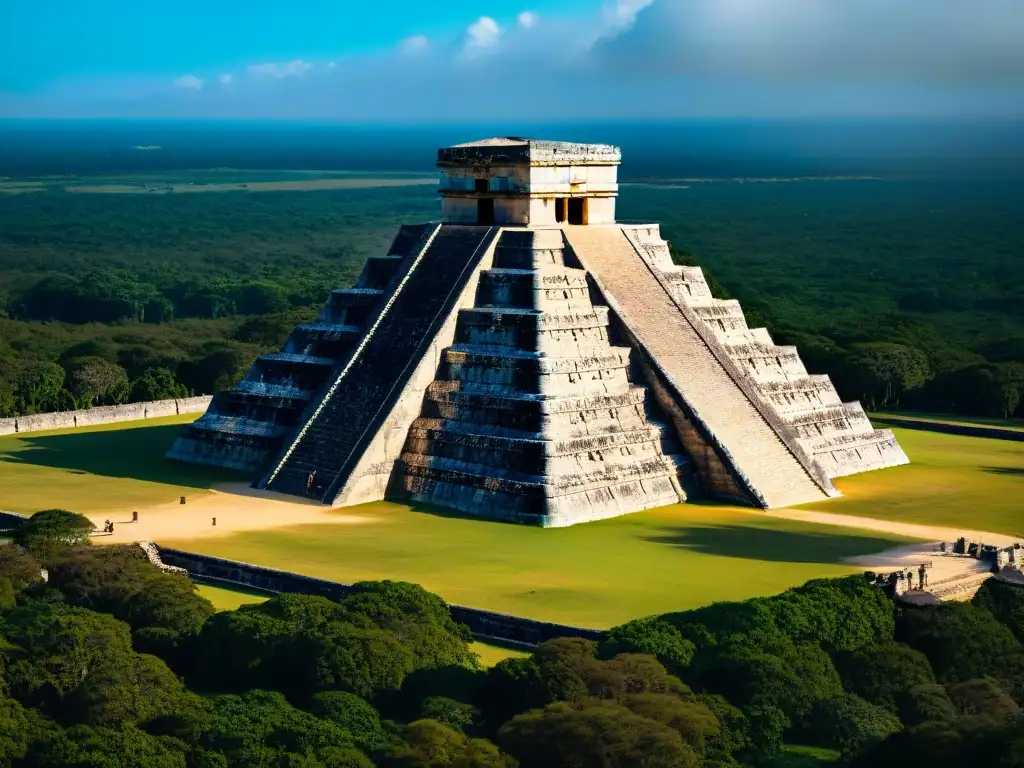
<box><xmin>0</xmin><ymin>396</ymin><xmax>212</xmax><ymax>437</ymax></box>
<box><xmin>871</xmin><ymin>416</ymin><xmax>1024</xmax><ymax>443</ymax></box>
<box><xmin>156</xmin><ymin>546</ymin><xmax>606</xmax><ymax>647</ymax></box>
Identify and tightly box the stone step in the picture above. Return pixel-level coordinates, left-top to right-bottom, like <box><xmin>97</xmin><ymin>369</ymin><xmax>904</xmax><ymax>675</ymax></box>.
<box><xmin>262</xmin><ymin>224</ymin><xmax>499</xmax><ymax>501</ymax></box>
<box><xmin>455</xmin><ymin>306</ymin><xmax>612</xmax><ymax>351</ymax></box>
<box><xmin>190</xmin><ymin>414</ymin><xmax>286</xmax><ymax>438</ymax></box>
<box><xmin>421</xmin><ymin>386</ymin><xmax>654</xmax><ymax>435</ymax></box>
<box><xmin>811</xmin><ymin>428</ymin><xmax>910</xmax><ymax>478</ymax></box>
<box><xmin>565</xmin><ymin>224</ymin><xmax>833</xmax><ymax>508</ymax></box>
<box><xmin>475</xmin><ymin>267</ymin><xmax>592</xmax><ymax>310</ymax></box>
<box><xmin>407</xmin><ymin>419</ymin><xmax>673</xmax><ymax>457</ymax></box>
<box><xmin>399</xmin><ymin>451</ymin><xmax>681</xmax><ymax>496</ymax></box>
<box><xmin>259</xmin><ymin>352</ymin><xmax>335</xmax><ymax>367</ymax></box>
<box><xmin>356</xmin><ymin>255</ymin><xmax>407</xmax><ymax>290</ymax></box>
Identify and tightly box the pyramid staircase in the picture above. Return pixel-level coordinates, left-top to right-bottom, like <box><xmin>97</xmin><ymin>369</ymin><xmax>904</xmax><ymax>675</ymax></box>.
<box><xmin>166</xmin><ymin>223</ymin><xmax>432</xmax><ymax>472</ymax></box>
<box><xmin>391</xmin><ymin>228</ymin><xmax>696</xmax><ymax>526</ymax></box>
<box><xmin>619</xmin><ymin>225</ymin><xmax>909</xmax><ymax>479</ymax></box>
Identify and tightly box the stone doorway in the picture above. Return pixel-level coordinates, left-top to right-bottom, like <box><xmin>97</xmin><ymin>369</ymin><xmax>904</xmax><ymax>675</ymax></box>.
<box><xmin>568</xmin><ymin>197</ymin><xmax>587</xmax><ymax>225</ymax></box>
<box><xmin>477</xmin><ymin>198</ymin><xmax>495</xmax><ymax>225</ymax></box>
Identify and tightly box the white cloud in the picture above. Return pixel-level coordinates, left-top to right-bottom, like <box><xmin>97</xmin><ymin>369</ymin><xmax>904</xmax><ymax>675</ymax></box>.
<box><xmin>173</xmin><ymin>74</ymin><xmax>203</xmax><ymax>90</ymax></box>
<box><xmin>218</xmin><ymin>73</ymin><xmax>233</xmax><ymax>85</ymax></box>
<box><xmin>596</xmin><ymin>0</ymin><xmax>1024</xmax><ymax>84</ymax></box>
<box><xmin>247</xmin><ymin>60</ymin><xmax>314</xmax><ymax>79</ymax></box>
<box><xmin>517</xmin><ymin>11</ymin><xmax>539</xmax><ymax>29</ymax></box>
<box><xmin>327</xmin><ymin>61</ymin><xmax>337</xmax><ymax>69</ymax></box>
<box><xmin>600</xmin><ymin>0</ymin><xmax>655</xmax><ymax>32</ymax></box>
<box><xmin>464</xmin><ymin>16</ymin><xmax>502</xmax><ymax>52</ymax></box>
<box><xmin>400</xmin><ymin>34</ymin><xmax>429</xmax><ymax>55</ymax></box>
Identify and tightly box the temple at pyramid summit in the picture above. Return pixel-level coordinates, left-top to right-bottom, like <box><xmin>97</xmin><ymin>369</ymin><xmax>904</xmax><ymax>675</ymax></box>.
<box><xmin>167</xmin><ymin>137</ymin><xmax>909</xmax><ymax>526</ymax></box>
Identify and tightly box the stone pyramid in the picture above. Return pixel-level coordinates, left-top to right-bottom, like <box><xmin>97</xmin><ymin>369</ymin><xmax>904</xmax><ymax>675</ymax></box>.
<box><xmin>168</xmin><ymin>138</ymin><xmax>908</xmax><ymax>526</ymax></box>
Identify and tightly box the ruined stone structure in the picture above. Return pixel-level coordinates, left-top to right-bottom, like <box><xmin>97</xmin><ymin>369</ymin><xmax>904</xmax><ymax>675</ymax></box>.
<box><xmin>168</xmin><ymin>137</ymin><xmax>908</xmax><ymax>526</ymax></box>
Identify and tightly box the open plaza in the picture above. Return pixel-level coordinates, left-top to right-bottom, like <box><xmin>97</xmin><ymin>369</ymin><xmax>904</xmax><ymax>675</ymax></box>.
<box><xmin>3</xmin><ymin>412</ymin><xmax>1021</xmax><ymax>627</ymax></box>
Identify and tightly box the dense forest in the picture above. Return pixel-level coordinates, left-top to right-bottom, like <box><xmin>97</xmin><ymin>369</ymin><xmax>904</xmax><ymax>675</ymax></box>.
<box><xmin>3</xmin><ymin>508</ymin><xmax>1024</xmax><ymax>767</ymax></box>
<box><xmin>1</xmin><ymin>178</ymin><xmax>1022</xmax><ymax>419</ymax></box>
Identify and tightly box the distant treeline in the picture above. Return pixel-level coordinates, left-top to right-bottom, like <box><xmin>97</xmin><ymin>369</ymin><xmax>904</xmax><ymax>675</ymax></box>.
<box><xmin>2</xmin><ymin>180</ymin><xmax>1022</xmax><ymax>420</ymax></box>
<box><xmin>675</xmin><ymin>246</ymin><xmax>1024</xmax><ymax>418</ymax></box>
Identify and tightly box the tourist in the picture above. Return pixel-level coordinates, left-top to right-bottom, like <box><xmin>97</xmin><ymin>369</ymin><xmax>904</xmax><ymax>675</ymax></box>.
<box><xmin>132</xmin><ymin>510</ymin><xmax>138</xmax><ymax>523</ymax></box>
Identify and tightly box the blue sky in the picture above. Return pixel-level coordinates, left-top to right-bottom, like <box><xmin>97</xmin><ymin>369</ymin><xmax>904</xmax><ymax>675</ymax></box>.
<box><xmin>2</xmin><ymin>0</ymin><xmax>1022</xmax><ymax>119</ymax></box>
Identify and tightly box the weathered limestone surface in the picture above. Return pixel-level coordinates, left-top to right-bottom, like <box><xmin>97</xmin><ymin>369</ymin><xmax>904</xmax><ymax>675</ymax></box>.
<box><xmin>564</xmin><ymin>225</ymin><xmax>836</xmax><ymax>508</ymax></box>
<box><xmin>260</xmin><ymin>225</ymin><xmax>500</xmax><ymax>500</ymax></box>
<box><xmin>619</xmin><ymin>224</ymin><xmax>909</xmax><ymax>478</ymax></box>
<box><xmin>392</xmin><ymin>227</ymin><xmax>693</xmax><ymax>526</ymax></box>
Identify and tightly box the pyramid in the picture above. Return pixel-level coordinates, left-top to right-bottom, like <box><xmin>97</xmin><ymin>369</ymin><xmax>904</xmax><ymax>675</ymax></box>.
<box><xmin>168</xmin><ymin>138</ymin><xmax>908</xmax><ymax>526</ymax></box>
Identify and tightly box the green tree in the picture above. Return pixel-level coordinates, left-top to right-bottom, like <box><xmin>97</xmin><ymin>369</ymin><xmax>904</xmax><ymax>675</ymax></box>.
<box><xmin>0</xmin><ymin>544</ymin><xmax>42</xmax><ymax>592</ymax></box>
<box><xmin>24</xmin><ymin>723</ymin><xmax>188</xmax><ymax>768</ymax></box>
<box><xmin>65</xmin><ymin>356</ymin><xmax>131</xmax><ymax>407</ymax></box>
<box><xmin>895</xmin><ymin>683</ymin><xmax>956</xmax><ymax>726</ymax></box>
<box><xmin>0</xmin><ymin>376</ymin><xmax>16</xmax><ymax>417</ymax></box>
<box><xmin>620</xmin><ymin>693</ymin><xmax>720</xmax><ymax>757</ymax></box>
<box><xmin>974</xmin><ymin>578</ymin><xmax>1024</xmax><ymax>643</ymax></box>
<box><xmin>844</xmin><ymin>342</ymin><xmax>931</xmax><ymax>409</ymax></box>
<box><xmin>835</xmin><ymin>642</ymin><xmax>937</xmax><ymax>713</ymax></box>
<box><xmin>698</xmin><ymin>641</ymin><xmax>842</xmax><ymax>729</ymax></box>
<box><xmin>13</xmin><ymin>360</ymin><xmax>66</xmax><ymax>412</ymax></box>
<box><xmin>897</xmin><ymin>602</ymin><xmax>1024</xmax><ymax>698</ymax></box>
<box><xmin>808</xmin><ymin>694</ymin><xmax>902</xmax><ymax>758</ymax></box>
<box><xmin>945</xmin><ymin>677</ymin><xmax>1020</xmax><ymax>720</ymax></box>
<box><xmin>199</xmin><ymin>690</ymin><xmax>363</xmax><ymax>767</ymax></box>
<box><xmin>143</xmin><ymin>296</ymin><xmax>175</xmax><ymax>323</ymax></box>
<box><xmin>130</xmin><ymin>367</ymin><xmax>189</xmax><ymax>402</ymax></box>
<box><xmin>46</xmin><ymin>545</ymin><xmax>214</xmax><ymax>637</ymax></box>
<box><xmin>13</xmin><ymin>509</ymin><xmax>94</xmax><ymax>554</ymax></box>
<box><xmin>498</xmin><ymin>700</ymin><xmax>696</xmax><ymax>768</ymax></box>
<box><xmin>602</xmin><ymin>617</ymin><xmax>695</xmax><ymax>673</ymax></box>
<box><xmin>193</xmin><ymin>590</ymin><xmax>469</xmax><ymax>700</ymax></box>
<box><xmin>419</xmin><ymin>696</ymin><xmax>479</xmax><ymax>733</ymax></box>
<box><xmin>0</xmin><ymin>695</ymin><xmax>30</xmax><ymax>764</ymax></box>
<box><xmin>2</xmin><ymin>599</ymin><xmax>135</xmax><ymax>717</ymax></box>
<box><xmin>383</xmin><ymin>719</ymin><xmax>515</xmax><ymax>768</ymax></box>
<box><xmin>308</xmin><ymin>691</ymin><xmax>385</xmax><ymax>753</ymax></box>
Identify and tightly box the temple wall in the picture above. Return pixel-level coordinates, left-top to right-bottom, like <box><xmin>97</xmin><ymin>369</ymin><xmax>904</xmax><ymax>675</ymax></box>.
<box><xmin>0</xmin><ymin>396</ymin><xmax>212</xmax><ymax>437</ymax></box>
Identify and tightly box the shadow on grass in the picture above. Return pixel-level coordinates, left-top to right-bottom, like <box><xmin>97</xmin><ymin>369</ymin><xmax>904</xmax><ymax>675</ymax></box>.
<box><xmin>644</xmin><ymin>524</ymin><xmax>902</xmax><ymax>564</ymax></box>
<box><xmin>983</xmin><ymin>466</ymin><xmax>1024</xmax><ymax>477</ymax></box>
<box><xmin>0</xmin><ymin>425</ymin><xmax>246</xmax><ymax>489</ymax></box>
<box><xmin>404</xmin><ymin>500</ymin><xmax>513</xmax><ymax>523</ymax></box>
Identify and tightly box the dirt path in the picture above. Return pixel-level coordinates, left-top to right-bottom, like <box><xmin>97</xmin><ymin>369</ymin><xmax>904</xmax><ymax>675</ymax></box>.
<box><xmin>767</xmin><ymin>507</ymin><xmax>1018</xmax><ymax>584</ymax></box>
<box><xmin>766</xmin><ymin>507</ymin><xmax>1018</xmax><ymax>549</ymax></box>
<box><xmin>87</xmin><ymin>483</ymin><xmax>373</xmax><ymax>545</ymax></box>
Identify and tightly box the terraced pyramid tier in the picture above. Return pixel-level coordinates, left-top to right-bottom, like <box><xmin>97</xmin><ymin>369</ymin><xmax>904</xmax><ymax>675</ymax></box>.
<box><xmin>618</xmin><ymin>224</ymin><xmax>909</xmax><ymax>478</ymax></box>
<box><xmin>391</xmin><ymin>228</ymin><xmax>696</xmax><ymax>526</ymax></box>
<box><xmin>166</xmin><ymin>224</ymin><xmax>431</xmax><ymax>472</ymax></box>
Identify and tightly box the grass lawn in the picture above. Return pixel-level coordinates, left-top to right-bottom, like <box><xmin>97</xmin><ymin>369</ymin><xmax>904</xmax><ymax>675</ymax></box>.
<box><xmin>470</xmin><ymin>641</ymin><xmax>531</xmax><ymax>667</ymax></box>
<box><xmin>768</xmin><ymin>745</ymin><xmax>841</xmax><ymax>767</ymax></box>
<box><xmin>0</xmin><ymin>414</ymin><xmax>243</xmax><ymax>514</ymax></box>
<box><xmin>802</xmin><ymin>427</ymin><xmax>1024</xmax><ymax>537</ymax></box>
<box><xmin>195</xmin><ymin>582</ymin><xmax>273</xmax><ymax>612</ymax></box>
<box><xmin>161</xmin><ymin>500</ymin><xmax>909</xmax><ymax>629</ymax></box>
<box><xmin>872</xmin><ymin>411</ymin><xmax>1024</xmax><ymax>432</ymax></box>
